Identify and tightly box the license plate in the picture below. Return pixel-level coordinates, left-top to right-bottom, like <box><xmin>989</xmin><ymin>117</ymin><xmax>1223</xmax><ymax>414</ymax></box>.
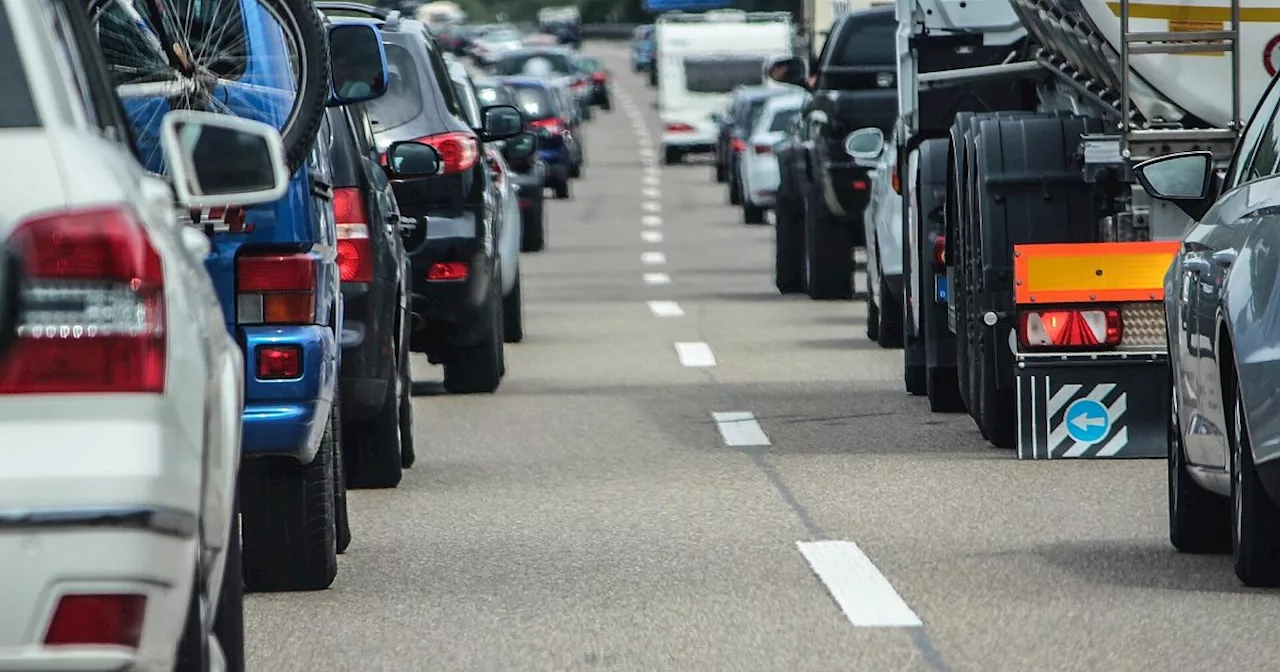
<box><xmin>936</xmin><ymin>275</ymin><xmax>949</xmax><ymax>302</ymax></box>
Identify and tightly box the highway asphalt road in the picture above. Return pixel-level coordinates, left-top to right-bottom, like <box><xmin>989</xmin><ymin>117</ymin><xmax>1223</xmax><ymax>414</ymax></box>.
<box><xmin>243</xmin><ymin>43</ymin><xmax>1280</xmax><ymax>671</ymax></box>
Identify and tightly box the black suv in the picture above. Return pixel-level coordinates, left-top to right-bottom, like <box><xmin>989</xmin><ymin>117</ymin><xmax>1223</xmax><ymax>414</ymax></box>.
<box><xmin>328</xmin><ymin>102</ymin><xmax>414</xmax><ymax>489</ymax></box>
<box><xmin>316</xmin><ymin>3</ymin><xmax>524</xmax><ymax>394</ymax></box>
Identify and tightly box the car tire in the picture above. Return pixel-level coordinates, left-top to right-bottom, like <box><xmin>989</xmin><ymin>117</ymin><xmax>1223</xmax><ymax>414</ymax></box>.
<box><xmin>503</xmin><ymin>268</ymin><xmax>524</xmax><ymax>344</ymax></box>
<box><xmin>175</xmin><ymin>568</ymin><xmax>209</xmax><ymax>671</ymax></box>
<box><xmin>743</xmin><ymin>201</ymin><xmax>766</xmax><ymax>225</ymax></box>
<box><xmin>1168</xmin><ymin>382</ymin><xmax>1229</xmax><ymax>553</ymax></box>
<box><xmin>729</xmin><ymin>173</ymin><xmax>743</xmax><ymax>206</ymax></box>
<box><xmin>331</xmin><ymin>385</ymin><xmax>352</xmax><ymax>549</ymax></box>
<box><xmin>570</xmin><ymin>161</ymin><xmax>581</xmax><ymax>179</ymax></box>
<box><xmin>554</xmin><ymin>179</ymin><xmax>570</xmax><ymax>199</ymax></box>
<box><xmin>443</xmin><ymin>285</ymin><xmax>503</xmax><ymax>394</ymax></box>
<box><xmin>521</xmin><ymin>201</ymin><xmax>546</xmax><ymax>252</ymax></box>
<box><xmin>715</xmin><ymin>160</ymin><xmax>727</xmax><ymax>183</ymax></box>
<box><xmin>1231</xmin><ymin>379</ymin><xmax>1280</xmax><ymax>586</ymax></box>
<box><xmin>663</xmin><ymin>146</ymin><xmax>682</xmax><ymax>165</ymax></box>
<box><xmin>240</xmin><ymin>413</ymin><xmax>338</xmax><ymax>592</ymax></box>
<box><xmin>875</xmin><ymin>272</ymin><xmax>904</xmax><ymax>348</ymax></box>
<box><xmin>774</xmin><ymin>200</ymin><xmax>805</xmax><ymax>294</ymax></box>
<box><xmin>926</xmin><ymin>366</ymin><xmax>964</xmax><ymax>412</ymax></box>
<box><xmin>212</xmin><ymin>501</ymin><xmax>244</xmax><ymax>672</ymax></box>
<box><xmin>804</xmin><ymin>187</ymin><xmax>854</xmax><ymax>301</ymax></box>
<box><xmin>344</xmin><ymin>366</ymin><xmax>403</xmax><ymax>490</ymax></box>
<box><xmin>397</xmin><ymin>308</ymin><xmax>415</xmax><ymax>470</ymax></box>
<box><xmin>864</xmin><ymin>263</ymin><xmax>880</xmax><ymax>341</ymax></box>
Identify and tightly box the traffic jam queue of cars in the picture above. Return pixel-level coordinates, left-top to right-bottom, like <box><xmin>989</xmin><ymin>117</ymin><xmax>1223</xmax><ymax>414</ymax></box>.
<box><xmin>635</xmin><ymin>1</ymin><xmax>1280</xmax><ymax>591</ymax></box>
<box><xmin>0</xmin><ymin>2</ymin><xmax>610</xmax><ymax>669</ymax></box>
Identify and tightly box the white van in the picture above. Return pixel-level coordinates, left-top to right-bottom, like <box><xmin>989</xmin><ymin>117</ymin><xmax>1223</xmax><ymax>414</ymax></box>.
<box><xmin>655</xmin><ymin>10</ymin><xmax>793</xmax><ymax>164</ymax></box>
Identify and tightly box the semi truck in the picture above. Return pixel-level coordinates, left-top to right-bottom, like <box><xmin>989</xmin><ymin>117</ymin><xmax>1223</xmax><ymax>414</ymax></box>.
<box><xmin>872</xmin><ymin>0</ymin><xmax>1279</xmax><ymax>458</ymax></box>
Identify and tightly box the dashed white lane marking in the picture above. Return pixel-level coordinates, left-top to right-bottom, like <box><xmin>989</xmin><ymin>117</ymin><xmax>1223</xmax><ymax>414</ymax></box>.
<box><xmin>643</xmin><ymin>175</ymin><xmax>660</xmax><ymax>186</ymax></box>
<box><xmin>642</xmin><ymin>215</ymin><xmax>662</xmax><ymax>227</ymax></box>
<box><xmin>639</xmin><ymin>148</ymin><xmax>654</xmax><ymax>158</ymax></box>
<box><xmin>643</xmin><ymin>201</ymin><xmax>661</xmax><ymax>213</ymax></box>
<box><xmin>641</xmin><ymin>230</ymin><xmax>663</xmax><ymax>243</ymax></box>
<box><xmin>642</xmin><ymin>187</ymin><xmax>661</xmax><ymax>199</ymax></box>
<box><xmin>674</xmin><ymin>342</ymin><xmax>716</xmax><ymax>367</ymax></box>
<box><xmin>647</xmin><ymin>300</ymin><xmax>684</xmax><ymax>317</ymax></box>
<box><xmin>796</xmin><ymin>540</ymin><xmax>923</xmax><ymax>628</ymax></box>
<box><xmin>711</xmin><ymin>411</ymin><xmax>771</xmax><ymax>447</ymax></box>
<box><xmin>641</xmin><ymin>251</ymin><xmax>666</xmax><ymax>265</ymax></box>
<box><xmin>643</xmin><ymin>273</ymin><xmax>671</xmax><ymax>285</ymax></box>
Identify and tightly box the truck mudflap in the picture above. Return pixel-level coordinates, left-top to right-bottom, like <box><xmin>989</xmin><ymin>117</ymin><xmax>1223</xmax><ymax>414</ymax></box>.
<box><xmin>1011</xmin><ymin>240</ymin><xmax>1179</xmax><ymax>460</ymax></box>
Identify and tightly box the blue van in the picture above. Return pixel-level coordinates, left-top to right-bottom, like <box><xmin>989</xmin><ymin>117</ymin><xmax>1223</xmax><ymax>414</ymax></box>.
<box><xmin>93</xmin><ymin>0</ymin><xmax>391</xmax><ymax>592</ymax></box>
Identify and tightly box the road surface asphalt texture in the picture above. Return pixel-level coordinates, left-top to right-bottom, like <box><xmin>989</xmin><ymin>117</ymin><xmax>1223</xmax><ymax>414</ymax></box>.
<box><xmin>244</xmin><ymin>43</ymin><xmax>1280</xmax><ymax>672</ymax></box>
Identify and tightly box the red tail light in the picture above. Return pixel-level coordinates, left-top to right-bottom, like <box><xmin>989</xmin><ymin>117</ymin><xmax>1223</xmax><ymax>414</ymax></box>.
<box><xmin>730</xmin><ymin>138</ymin><xmax>746</xmax><ymax>153</ymax></box>
<box><xmin>486</xmin><ymin>149</ymin><xmax>506</xmax><ymax>181</ymax></box>
<box><xmin>416</xmin><ymin>131</ymin><xmax>479</xmax><ymax>174</ymax></box>
<box><xmin>592</xmin><ymin>71</ymin><xmax>607</xmax><ymax>83</ymax></box>
<box><xmin>257</xmin><ymin>345</ymin><xmax>303</xmax><ymax>380</ymax></box>
<box><xmin>44</xmin><ymin>594</ymin><xmax>146</xmax><ymax>648</ymax></box>
<box><xmin>333</xmin><ymin>188</ymin><xmax>373</xmax><ymax>284</ymax></box>
<box><xmin>1018</xmin><ymin>308</ymin><xmax>1122</xmax><ymax>350</ymax></box>
<box><xmin>665</xmin><ymin>122</ymin><xmax>694</xmax><ymax>133</ymax></box>
<box><xmin>531</xmin><ymin>117</ymin><xmax>564</xmax><ymax>135</ymax></box>
<box><xmin>236</xmin><ymin>252</ymin><xmax>316</xmax><ymax>325</ymax></box>
<box><xmin>891</xmin><ymin>170</ymin><xmax>900</xmax><ymax>194</ymax></box>
<box><xmin>754</xmin><ymin>144</ymin><xmax>773</xmax><ymax>155</ymax></box>
<box><xmin>0</xmin><ymin>207</ymin><xmax>166</xmax><ymax>395</ymax></box>
<box><xmin>932</xmin><ymin>234</ymin><xmax>947</xmax><ymax>267</ymax></box>
<box><xmin>428</xmin><ymin>262</ymin><xmax>469</xmax><ymax>281</ymax></box>
<box><xmin>852</xmin><ymin>180</ymin><xmax>869</xmax><ymax>191</ymax></box>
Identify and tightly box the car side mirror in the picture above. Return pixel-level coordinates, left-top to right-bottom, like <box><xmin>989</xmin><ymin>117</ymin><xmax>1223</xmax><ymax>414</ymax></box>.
<box><xmin>502</xmin><ymin>132</ymin><xmax>538</xmax><ymax>161</ymax></box>
<box><xmin>160</xmin><ymin>110</ymin><xmax>290</xmax><ymax>208</ymax></box>
<box><xmin>0</xmin><ymin>242</ymin><xmax>21</xmax><ymax>360</ymax></box>
<box><xmin>845</xmin><ymin>127</ymin><xmax>885</xmax><ymax>168</ymax></box>
<box><xmin>386</xmin><ymin>141</ymin><xmax>443</xmax><ymax>178</ymax></box>
<box><xmin>1134</xmin><ymin>150</ymin><xmax>1216</xmax><ymax>221</ymax></box>
<box><xmin>480</xmin><ymin>104</ymin><xmax>524</xmax><ymax>142</ymax></box>
<box><xmin>766</xmin><ymin>55</ymin><xmax>808</xmax><ymax>87</ymax></box>
<box><xmin>328</xmin><ymin>24</ymin><xmax>390</xmax><ymax>106</ymax></box>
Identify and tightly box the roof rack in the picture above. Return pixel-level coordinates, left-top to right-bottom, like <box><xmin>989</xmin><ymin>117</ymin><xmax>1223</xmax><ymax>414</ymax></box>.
<box><xmin>657</xmin><ymin>10</ymin><xmax>792</xmax><ymax>24</ymax></box>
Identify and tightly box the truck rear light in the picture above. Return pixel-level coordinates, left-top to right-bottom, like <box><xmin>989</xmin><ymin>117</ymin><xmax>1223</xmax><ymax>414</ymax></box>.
<box><xmin>730</xmin><ymin>138</ymin><xmax>745</xmax><ymax>153</ymax></box>
<box><xmin>1018</xmin><ymin>308</ymin><xmax>1122</xmax><ymax>349</ymax></box>
<box><xmin>236</xmin><ymin>253</ymin><xmax>316</xmax><ymax>325</ymax></box>
<box><xmin>44</xmin><ymin>594</ymin><xmax>146</xmax><ymax>648</ymax></box>
<box><xmin>753</xmin><ymin>144</ymin><xmax>772</xmax><ymax>154</ymax></box>
<box><xmin>0</xmin><ymin>207</ymin><xmax>166</xmax><ymax>395</ymax></box>
<box><xmin>665</xmin><ymin>122</ymin><xmax>694</xmax><ymax>133</ymax></box>
<box><xmin>333</xmin><ymin>188</ymin><xmax>373</xmax><ymax>283</ymax></box>
<box><xmin>933</xmin><ymin>234</ymin><xmax>947</xmax><ymax>266</ymax></box>
<box><xmin>257</xmin><ymin>345</ymin><xmax>303</xmax><ymax>379</ymax></box>
<box><xmin>427</xmin><ymin>262</ymin><xmax>468</xmax><ymax>281</ymax></box>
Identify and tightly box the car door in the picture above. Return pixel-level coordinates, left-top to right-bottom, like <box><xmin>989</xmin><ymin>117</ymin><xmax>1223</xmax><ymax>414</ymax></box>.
<box><xmin>1178</xmin><ymin>77</ymin><xmax>1280</xmax><ymax>468</ymax></box>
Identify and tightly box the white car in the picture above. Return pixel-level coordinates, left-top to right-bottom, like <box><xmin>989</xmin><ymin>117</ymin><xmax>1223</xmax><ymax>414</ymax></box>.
<box><xmin>850</xmin><ymin>126</ymin><xmax>907</xmax><ymax>347</ymax></box>
<box><xmin>737</xmin><ymin>93</ymin><xmax>804</xmax><ymax>224</ymax></box>
<box><xmin>472</xmin><ymin>28</ymin><xmax>524</xmax><ymax>67</ymax></box>
<box><xmin>0</xmin><ymin>0</ymin><xmax>289</xmax><ymax>669</ymax></box>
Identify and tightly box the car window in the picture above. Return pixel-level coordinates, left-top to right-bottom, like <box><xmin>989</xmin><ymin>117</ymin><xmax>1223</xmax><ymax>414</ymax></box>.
<box><xmin>512</xmin><ymin>86</ymin><xmax>556</xmax><ymax>120</ymax></box>
<box><xmin>348</xmin><ymin>106</ymin><xmax>378</xmax><ymax>158</ymax></box>
<box><xmin>365</xmin><ymin>44</ymin><xmax>425</xmax><ymax>131</ymax></box>
<box><xmin>684</xmin><ymin>56</ymin><xmax>764</xmax><ymax>94</ymax></box>
<box><xmin>497</xmin><ymin>52</ymin><xmax>575</xmax><ymax>76</ymax></box>
<box><xmin>424</xmin><ymin>36</ymin><xmax>465</xmax><ymax>118</ymax></box>
<box><xmin>0</xmin><ymin>4</ymin><xmax>40</xmax><ymax>128</ymax></box>
<box><xmin>831</xmin><ymin>20</ymin><xmax>896</xmax><ymax>66</ymax></box>
<box><xmin>453</xmin><ymin>80</ymin><xmax>481</xmax><ymax>128</ymax></box>
<box><xmin>768</xmin><ymin>107</ymin><xmax>800</xmax><ymax>132</ymax></box>
<box><xmin>1244</xmin><ymin>116</ymin><xmax>1280</xmax><ymax>182</ymax></box>
<box><xmin>1228</xmin><ymin>76</ymin><xmax>1280</xmax><ymax>188</ymax></box>
<box><xmin>738</xmin><ymin>98</ymin><xmax>771</xmax><ymax>131</ymax></box>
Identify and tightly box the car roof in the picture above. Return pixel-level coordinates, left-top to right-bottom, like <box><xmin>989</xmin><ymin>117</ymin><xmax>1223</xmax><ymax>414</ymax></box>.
<box><xmin>498</xmin><ymin>75</ymin><xmax>554</xmax><ymax>88</ymax></box>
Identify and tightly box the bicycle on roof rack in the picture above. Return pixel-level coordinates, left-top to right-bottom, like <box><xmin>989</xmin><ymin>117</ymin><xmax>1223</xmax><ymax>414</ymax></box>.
<box><xmin>84</xmin><ymin>0</ymin><xmax>330</xmax><ymax>174</ymax></box>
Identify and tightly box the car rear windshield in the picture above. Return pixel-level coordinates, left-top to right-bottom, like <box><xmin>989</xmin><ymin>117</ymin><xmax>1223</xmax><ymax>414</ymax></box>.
<box><xmin>830</xmin><ymin>21</ymin><xmax>896</xmax><ymax>66</ymax></box>
<box><xmin>0</xmin><ymin>6</ymin><xmax>38</xmax><ymax>128</ymax></box>
<box><xmin>495</xmin><ymin>52</ymin><xmax>575</xmax><ymax>76</ymax></box>
<box><xmin>577</xmin><ymin>57</ymin><xmax>600</xmax><ymax>72</ymax></box>
<box><xmin>683</xmin><ymin>56</ymin><xmax>763</xmax><ymax>94</ymax></box>
<box><xmin>475</xmin><ymin>84</ymin><xmax>511</xmax><ymax>107</ymax></box>
<box><xmin>768</xmin><ymin>107</ymin><xmax>800</xmax><ymax>132</ymax></box>
<box><xmin>364</xmin><ymin>44</ymin><xmax>424</xmax><ymax>132</ymax></box>
<box><xmin>511</xmin><ymin>86</ymin><xmax>557</xmax><ymax>120</ymax></box>
<box><xmin>737</xmin><ymin>97</ymin><xmax>771</xmax><ymax>131</ymax></box>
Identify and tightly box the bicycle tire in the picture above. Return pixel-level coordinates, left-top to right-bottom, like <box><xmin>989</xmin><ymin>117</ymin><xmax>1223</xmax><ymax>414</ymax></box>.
<box><xmin>86</xmin><ymin>0</ymin><xmax>330</xmax><ymax>174</ymax></box>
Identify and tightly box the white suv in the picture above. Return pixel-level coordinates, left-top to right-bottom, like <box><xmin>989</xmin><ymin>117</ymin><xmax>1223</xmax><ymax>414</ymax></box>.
<box><xmin>0</xmin><ymin>0</ymin><xmax>289</xmax><ymax>670</ymax></box>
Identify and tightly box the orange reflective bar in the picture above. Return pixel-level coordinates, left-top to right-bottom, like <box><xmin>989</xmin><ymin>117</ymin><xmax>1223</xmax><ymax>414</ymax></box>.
<box><xmin>1013</xmin><ymin>241</ymin><xmax>1180</xmax><ymax>304</ymax></box>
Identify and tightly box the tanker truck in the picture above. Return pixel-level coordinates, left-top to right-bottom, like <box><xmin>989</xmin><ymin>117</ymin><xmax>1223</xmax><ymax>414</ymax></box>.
<box><xmin>863</xmin><ymin>0</ymin><xmax>1277</xmax><ymax>458</ymax></box>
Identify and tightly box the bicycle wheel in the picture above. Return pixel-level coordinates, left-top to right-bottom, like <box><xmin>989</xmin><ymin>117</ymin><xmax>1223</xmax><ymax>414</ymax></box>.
<box><xmin>86</xmin><ymin>0</ymin><xmax>329</xmax><ymax>174</ymax></box>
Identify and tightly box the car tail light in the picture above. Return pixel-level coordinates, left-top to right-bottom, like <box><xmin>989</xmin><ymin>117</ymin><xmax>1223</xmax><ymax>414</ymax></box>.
<box><xmin>333</xmin><ymin>188</ymin><xmax>373</xmax><ymax>284</ymax></box>
<box><xmin>665</xmin><ymin>122</ymin><xmax>694</xmax><ymax>133</ymax></box>
<box><xmin>415</xmin><ymin>131</ymin><xmax>479</xmax><ymax>174</ymax></box>
<box><xmin>1018</xmin><ymin>308</ymin><xmax>1122</xmax><ymax>349</ymax></box>
<box><xmin>236</xmin><ymin>252</ymin><xmax>316</xmax><ymax>325</ymax></box>
<box><xmin>592</xmin><ymin>71</ymin><xmax>607</xmax><ymax>83</ymax></box>
<box><xmin>932</xmin><ymin>234</ymin><xmax>947</xmax><ymax>267</ymax></box>
<box><xmin>487</xmin><ymin>150</ymin><xmax>506</xmax><ymax>181</ymax></box>
<box><xmin>754</xmin><ymin>144</ymin><xmax>772</xmax><ymax>155</ymax></box>
<box><xmin>44</xmin><ymin>594</ymin><xmax>146</xmax><ymax>648</ymax></box>
<box><xmin>891</xmin><ymin>170</ymin><xmax>900</xmax><ymax>194</ymax></box>
<box><xmin>730</xmin><ymin>138</ymin><xmax>745</xmax><ymax>153</ymax></box>
<box><xmin>428</xmin><ymin>262</ymin><xmax>468</xmax><ymax>282</ymax></box>
<box><xmin>531</xmin><ymin>117</ymin><xmax>564</xmax><ymax>136</ymax></box>
<box><xmin>257</xmin><ymin>344</ymin><xmax>302</xmax><ymax>379</ymax></box>
<box><xmin>852</xmin><ymin>180</ymin><xmax>868</xmax><ymax>191</ymax></box>
<box><xmin>0</xmin><ymin>207</ymin><xmax>166</xmax><ymax>395</ymax></box>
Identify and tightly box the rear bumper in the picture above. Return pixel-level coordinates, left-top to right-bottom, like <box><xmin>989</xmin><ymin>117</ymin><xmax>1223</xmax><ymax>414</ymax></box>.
<box><xmin>240</xmin><ymin>325</ymin><xmax>336</xmax><ymax>463</ymax></box>
<box><xmin>823</xmin><ymin>163</ymin><xmax>871</xmax><ymax>219</ymax></box>
<box><xmin>397</xmin><ymin>209</ymin><xmax>496</xmax><ymax>352</ymax></box>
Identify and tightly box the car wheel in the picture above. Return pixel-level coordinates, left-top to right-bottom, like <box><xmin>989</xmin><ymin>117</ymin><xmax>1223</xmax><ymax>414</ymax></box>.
<box><xmin>443</xmin><ymin>282</ymin><xmax>503</xmax><ymax>394</ymax></box>
<box><xmin>1168</xmin><ymin>380</ymin><xmax>1229</xmax><ymax>553</ymax></box>
<box><xmin>1231</xmin><ymin>378</ymin><xmax>1280</xmax><ymax>586</ymax></box>
<box><xmin>554</xmin><ymin>179</ymin><xmax>570</xmax><ymax>199</ymax></box>
<box><xmin>875</xmin><ymin>271</ymin><xmax>904</xmax><ymax>348</ymax></box>
<box><xmin>521</xmin><ymin>200</ymin><xmax>546</xmax><ymax>252</ymax></box>
<box><xmin>663</xmin><ymin>146</ymin><xmax>682</xmax><ymax>165</ymax></box>
<box><xmin>729</xmin><ymin>172</ymin><xmax>743</xmax><ymax>206</ymax></box>
<box><xmin>503</xmin><ymin>267</ymin><xmax>524</xmax><ymax>343</ymax></box>
<box><xmin>743</xmin><ymin>201</ymin><xmax>766</xmax><ymax>225</ymax></box>
<box><xmin>331</xmin><ymin>385</ymin><xmax>352</xmax><ymax>548</ymax></box>
<box><xmin>211</xmin><ymin>500</ymin><xmax>244</xmax><ymax>672</ymax></box>
<box><xmin>773</xmin><ymin>199</ymin><xmax>804</xmax><ymax>294</ymax></box>
<box><xmin>344</xmin><ymin>360</ymin><xmax>403</xmax><ymax>490</ymax></box>
<box><xmin>570</xmin><ymin>161</ymin><xmax>582</xmax><ymax>179</ymax></box>
<box><xmin>397</xmin><ymin>308</ymin><xmax>415</xmax><ymax>470</ymax></box>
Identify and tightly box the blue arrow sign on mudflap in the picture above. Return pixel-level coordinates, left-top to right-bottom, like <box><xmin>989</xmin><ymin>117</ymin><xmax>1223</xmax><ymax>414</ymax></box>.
<box><xmin>1064</xmin><ymin>398</ymin><xmax>1110</xmax><ymax>444</ymax></box>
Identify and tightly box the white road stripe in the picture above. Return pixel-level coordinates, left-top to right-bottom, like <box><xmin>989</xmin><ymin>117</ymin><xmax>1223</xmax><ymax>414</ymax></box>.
<box><xmin>643</xmin><ymin>201</ymin><xmax>661</xmax><ymax>212</ymax></box>
<box><xmin>711</xmin><ymin>411</ymin><xmax>770</xmax><ymax>447</ymax></box>
<box><xmin>642</xmin><ymin>187</ymin><xmax>661</xmax><ymax>199</ymax></box>
<box><xmin>642</xmin><ymin>215</ymin><xmax>662</xmax><ymax>227</ymax></box>
<box><xmin>641</xmin><ymin>251</ymin><xmax>666</xmax><ymax>265</ymax></box>
<box><xmin>643</xmin><ymin>273</ymin><xmax>671</xmax><ymax>285</ymax></box>
<box><xmin>641</xmin><ymin>230</ymin><xmax>663</xmax><ymax>243</ymax></box>
<box><xmin>647</xmin><ymin>300</ymin><xmax>684</xmax><ymax>317</ymax></box>
<box><xmin>674</xmin><ymin>342</ymin><xmax>716</xmax><ymax>367</ymax></box>
<box><xmin>796</xmin><ymin>540</ymin><xmax>923</xmax><ymax>628</ymax></box>
<box><xmin>643</xmin><ymin>175</ymin><xmax>660</xmax><ymax>186</ymax></box>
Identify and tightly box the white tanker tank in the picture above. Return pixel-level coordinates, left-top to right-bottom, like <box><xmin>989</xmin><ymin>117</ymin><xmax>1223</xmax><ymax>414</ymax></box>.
<box><xmin>1008</xmin><ymin>0</ymin><xmax>1280</xmax><ymax>129</ymax></box>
